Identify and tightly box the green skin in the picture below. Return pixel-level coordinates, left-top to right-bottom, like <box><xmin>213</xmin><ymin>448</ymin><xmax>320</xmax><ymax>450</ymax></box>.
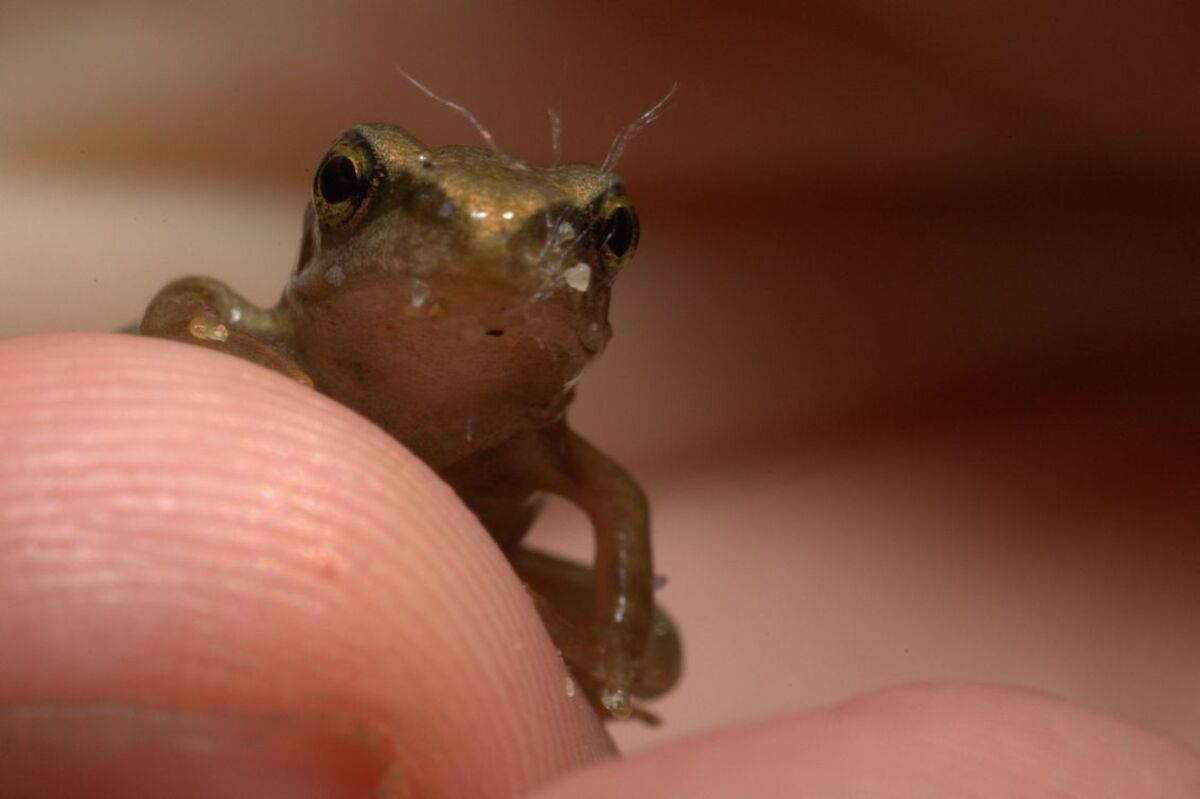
<box><xmin>140</xmin><ymin>124</ymin><xmax>680</xmax><ymax>721</ymax></box>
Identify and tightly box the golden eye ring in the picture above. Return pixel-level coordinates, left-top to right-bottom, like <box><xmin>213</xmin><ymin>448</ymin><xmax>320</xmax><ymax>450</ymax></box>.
<box><xmin>313</xmin><ymin>141</ymin><xmax>375</xmax><ymax>228</ymax></box>
<box><xmin>598</xmin><ymin>197</ymin><xmax>639</xmax><ymax>269</ymax></box>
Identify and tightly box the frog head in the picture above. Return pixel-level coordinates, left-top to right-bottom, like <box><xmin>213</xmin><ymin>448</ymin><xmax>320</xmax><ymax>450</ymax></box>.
<box><xmin>283</xmin><ymin>124</ymin><xmax>640</xmax><ymax>466</ymax></box>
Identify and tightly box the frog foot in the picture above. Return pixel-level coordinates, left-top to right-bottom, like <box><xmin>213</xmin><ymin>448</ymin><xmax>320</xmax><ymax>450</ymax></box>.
<box><xmin>599</xmin><ymin>635</ymin><xmax>639</xmax><ymax>720</ymax></box>
<box><xmin>601</xmin><ymin>687</ymin><xmax>633</xmax><ymax>720</ymax></box>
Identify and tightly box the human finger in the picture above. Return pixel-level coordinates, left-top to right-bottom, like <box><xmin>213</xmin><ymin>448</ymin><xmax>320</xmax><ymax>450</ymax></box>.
<box><xmin>0</xmin><ymin>333</ymin><xmax>612</xmax><ymax>798</ymax></box>
<box><xmin>532</xmin><ymin>683</ymin><xmax>1200</xmax><ymax>798</ymax></box>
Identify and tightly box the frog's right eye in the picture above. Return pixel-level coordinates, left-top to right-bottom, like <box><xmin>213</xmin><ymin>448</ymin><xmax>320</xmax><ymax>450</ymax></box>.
<box><xmin>313</xmin><ymin>140</ymin><xmax>376</xmax><ymax>227</ymax></box>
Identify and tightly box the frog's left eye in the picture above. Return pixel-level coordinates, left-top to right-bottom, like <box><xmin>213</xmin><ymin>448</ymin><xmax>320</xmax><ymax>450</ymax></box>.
<box><xmin>598</xmin><ymin>197</ymin><xmax>639</xmax><ymax>269</ymax></box>
<box><xmin>313</xmin><ymin>140</ymin><xmax>375</xmax><ymax>227</ymax></box>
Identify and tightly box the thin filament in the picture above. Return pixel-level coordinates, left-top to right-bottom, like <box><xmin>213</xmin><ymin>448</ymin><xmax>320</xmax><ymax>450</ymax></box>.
<box><xmin>601</xmin><ymin>82</ymin><xmax>678</xmax><ymax>173</ymax></box>
<box><xmin>397</xmin><ymin>67</ymin><xmax>499</xmax><ymax>151</ymax></box>
<box><xmin>548</xmin><ymin>107</ymin><xmax>563</xmax><ymax>165</ymax></box>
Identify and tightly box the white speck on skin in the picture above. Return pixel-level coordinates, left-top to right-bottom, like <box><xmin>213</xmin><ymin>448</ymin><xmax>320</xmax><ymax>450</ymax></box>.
<box><xmin>556</xmin><ymin>221</ymin><xmax>574</xmax><ymax>239</ymax></box>
<box><xmin>612</xmin><ymin>594</ymin><xmax>628</xmax><ymax>624</ymax></box>
<box><xmin>189</xmin><ymin>315</ymin><xmax>229</xmax><ymax>343</ymax></box>
<box><xmin>438</xmin><ymin>200</ymin><xmax>454</xmax><ymax>218</ymax></box>
<box><xmin>602</xmin><ymin>689</ymin><xmax>631</xmax><ymax>719</ymax></box>
<box><xmin>228</xmin><ymin>307</ymin><xmax>243</xmax><ymax>324</ymax></box>
<box><xmin>501</xmin><ymin>210</ymin><xmax>515</xmax><ymax>220</ymax></box>
<box><xmin>565</xmin><ymin>676</ymin><xmax>576</xmax><ymax>698</ymax></box>
<box><xmin>410</xmin><ymin>279</ymin><xmax>430</xmax><ymax>308</ymax></box>
<box><xmin>324</xmin><ymin>266</ymin><xmax>346</xmax><ymax>287</ymax></box>
<box><xmin>582</xmin><ymin>320</ymin><xmax>607</xmax><ymax>353</ymax></box>
<box><xmin>564</xmin><ymin>262</ymin><xmax>591</xmax><ymax>292</ymax></box>
<box><xmin>470</xmin><ymin>208</ymin><xmax>489</xmax><ymax>220</ymax></box>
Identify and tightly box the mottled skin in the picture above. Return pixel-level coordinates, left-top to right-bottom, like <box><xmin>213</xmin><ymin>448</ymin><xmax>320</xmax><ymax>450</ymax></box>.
<box><xmin>140</xmin><ymin>124</ymin><xmax>679</xmax><ymax>720</ymax></box>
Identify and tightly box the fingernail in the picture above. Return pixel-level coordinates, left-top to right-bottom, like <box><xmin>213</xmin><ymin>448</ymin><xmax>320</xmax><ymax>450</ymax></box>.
<box><xmin>0</xmin><ymin>703</ymin><xmax>393</xmax><ymax>798</ymax></box>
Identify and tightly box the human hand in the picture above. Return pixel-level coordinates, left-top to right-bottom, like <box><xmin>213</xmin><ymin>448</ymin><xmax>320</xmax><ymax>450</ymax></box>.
<box><xmin>4</xmin><ymin>335</ymin><xmax>1198</xmax><ymax>798</ymax></box>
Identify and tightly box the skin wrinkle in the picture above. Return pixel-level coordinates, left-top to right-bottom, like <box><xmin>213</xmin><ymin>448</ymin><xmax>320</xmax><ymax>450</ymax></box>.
<box><xmin>7</xmin><ymin>407</ymin><xmax>361</xmax><ymax>469</ymax></box>
<box><xmin>7</xmin><ymin>494</ymin><xmax>525</xmax><ymax>772</ymax></box>
<box><xmin>0</xmin><ymin>333</ymin><xmax>614</xmax><ymax>797</ymax></box>
<box><xmin>5</xmin><ymin>492</ymin><xmax>365</xmax><ymax>618</ymax></box>
<box><xmin>1</xmin><ymin>340</ymin><xmax>419</xmax><ymax>480</ymax></box>
<box><xmin>6</xmin><ymin>421</ymin><xmax>463</xmax><ymax>622</ymax></box>
<box><xmin>5</xmin><ymin>528</ymin><xmax>374</xmax><ymax>692</ymax></box>
<box><xmin>9</xmin><ymin>400</ymin><xmax>333</xmax><ymax>583</ymax></box>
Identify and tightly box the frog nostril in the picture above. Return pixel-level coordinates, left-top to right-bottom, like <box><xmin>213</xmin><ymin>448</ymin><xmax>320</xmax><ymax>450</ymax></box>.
<box><xmin>485</xmin><ymin>329</ymin><xmax>505</xmax><ymax>337</ymax></box>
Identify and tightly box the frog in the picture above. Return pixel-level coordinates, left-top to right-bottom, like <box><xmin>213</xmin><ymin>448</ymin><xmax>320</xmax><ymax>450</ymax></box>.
<box><xmin>139</xmin><ymin>123</ymin><xmax>680</xmax><ymax>721</ymax></box>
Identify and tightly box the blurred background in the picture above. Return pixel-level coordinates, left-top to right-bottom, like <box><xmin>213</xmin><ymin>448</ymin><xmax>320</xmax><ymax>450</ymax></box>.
<box><xmin>1</xmin><ymin>0</ymin><xmax>1197</xmax><ymax>752</ymax></box>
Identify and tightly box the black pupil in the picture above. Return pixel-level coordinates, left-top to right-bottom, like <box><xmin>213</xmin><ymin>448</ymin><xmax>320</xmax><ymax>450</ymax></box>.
<box><xmin>318</xmin><ymin>154</ymin><xmax>359</xmax><ymax>204</ymax></box>
<box><xmin>603</xmin><ymin>206</ymin><xmax>635</xmax><ymax>257</ymax></box>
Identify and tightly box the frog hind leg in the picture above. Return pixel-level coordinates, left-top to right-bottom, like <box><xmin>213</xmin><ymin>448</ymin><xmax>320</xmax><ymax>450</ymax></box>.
<box><xmin>140</xmin><ymin>276</ymin><xmax>311</xmax><ymax>386</ymax></box>
<box><xmin>511</xmin><ymin>546</ymin><xmax>681</xmax><ymax>722</ymax></box>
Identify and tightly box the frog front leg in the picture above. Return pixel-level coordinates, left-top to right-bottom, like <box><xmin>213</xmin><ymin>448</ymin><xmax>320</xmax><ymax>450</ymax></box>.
<box><xmin>511</xmin><ymin>547</ymin><xmax>680</xmax><ymax>722</ymax></box>
<box><xmin>141</xmin><ymin>276</ymin><xmax>310</xmax><ymax>385</ymax></box>
<box><xmin>530</xmin><ymin>424</ymin><xmax>656</xmax><ymax>719</ymax></box>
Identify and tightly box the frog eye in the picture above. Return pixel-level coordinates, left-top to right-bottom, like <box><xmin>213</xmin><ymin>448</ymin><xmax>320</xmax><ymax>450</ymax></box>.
<box><xmin>313</xmin><ymin>140</ymin><xmax>375</xmax><ymax>227</ymax></box>
<box><xmin>598</xmin><ymin>198</ymin><xmax>639</xmax><ymax>269</ymax></box>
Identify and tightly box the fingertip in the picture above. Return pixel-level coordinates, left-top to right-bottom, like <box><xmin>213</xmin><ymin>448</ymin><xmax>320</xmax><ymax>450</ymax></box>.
<box><xmin>0</xmin><ymin>333</ymin><xmax>612</xmax><ymax>797</ymax></box>
<box><xmin>532</xmin><ymin>683</ymin><xmax>1200</xmax><ymax>798</ymax></box>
